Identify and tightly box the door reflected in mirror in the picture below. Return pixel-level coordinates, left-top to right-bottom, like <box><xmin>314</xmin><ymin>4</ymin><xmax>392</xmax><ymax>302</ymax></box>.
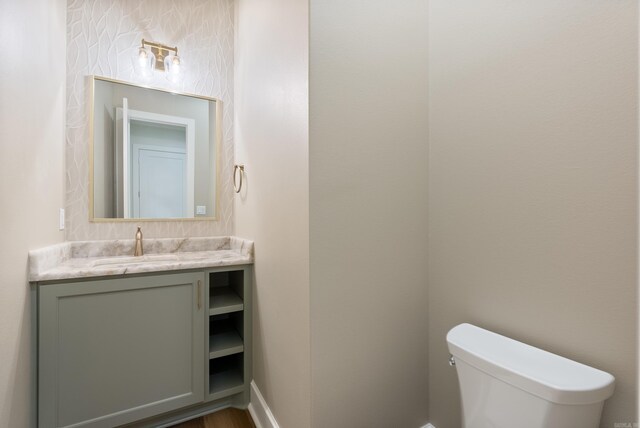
<box><xmin>90</xmin><ymin>76</ymin><xmax>219</xmax><ymax>220</ymax></box>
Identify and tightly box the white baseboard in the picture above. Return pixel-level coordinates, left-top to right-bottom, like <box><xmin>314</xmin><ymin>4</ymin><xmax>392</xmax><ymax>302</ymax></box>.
<box><xmin>248</xmin><ymin>380</ymin><xmax>280</xmax><ymax>428</ymax></box>
<box><xmin>248</xmin><ymin>381</ymin><xmax>431</xmax><ymax>428</ymax></box>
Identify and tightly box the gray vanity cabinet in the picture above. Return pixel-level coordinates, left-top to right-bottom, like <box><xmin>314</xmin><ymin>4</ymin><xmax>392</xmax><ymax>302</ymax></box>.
<box><xmin>38</xmin><ymin>272</ymin><xmax>205</xmax><ymax>428</ymax></box>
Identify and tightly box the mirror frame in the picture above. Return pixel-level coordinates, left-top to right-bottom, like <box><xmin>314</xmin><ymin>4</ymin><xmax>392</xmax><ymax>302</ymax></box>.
<box><xmin>88</xmin><ymin>75</ymin><xmax>222</xmax><ymax>222</ymax></box>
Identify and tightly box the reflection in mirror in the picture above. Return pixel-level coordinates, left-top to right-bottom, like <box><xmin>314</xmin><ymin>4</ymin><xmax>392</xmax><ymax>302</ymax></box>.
<box><xmin>91</xmin><ymin>76</ymin><xmax>218</xmax><ymax>220</ymax></box>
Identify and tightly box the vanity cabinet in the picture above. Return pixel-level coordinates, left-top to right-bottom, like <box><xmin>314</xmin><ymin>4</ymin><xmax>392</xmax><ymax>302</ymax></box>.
<box><xmin>36</xmin><ymin>265</ymin><xmax>252</xmax><ymax>428</ymax></box>
<box><xmin>29</xmin><ymin>237</ymin><xmax>254</xmax><ymax>428</ymax></box>
<box><xmin>38</xmin><ymin>272</ymin><xmax>205</xmax><ymax>428</ymax></box>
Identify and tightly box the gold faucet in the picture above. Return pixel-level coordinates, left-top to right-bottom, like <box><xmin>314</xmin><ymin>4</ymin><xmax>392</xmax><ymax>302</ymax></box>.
<box><xmin>134</xmin><ymin>227</ymin><xmax>144</xmax><ymax>256</ymax></box>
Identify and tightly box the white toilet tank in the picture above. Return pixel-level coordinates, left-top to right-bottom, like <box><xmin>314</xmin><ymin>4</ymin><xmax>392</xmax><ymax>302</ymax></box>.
<box><xmin>447</xmin><ymin>323</ymin><xmax>615</xmax><ymax>428</ymax></box>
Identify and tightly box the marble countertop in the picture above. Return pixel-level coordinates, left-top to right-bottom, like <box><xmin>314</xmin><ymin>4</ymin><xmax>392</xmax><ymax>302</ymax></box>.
<box><xmin>29</xmin><ymin>236</ymin><xmax>254</xmax><ymax>282</ymax></box>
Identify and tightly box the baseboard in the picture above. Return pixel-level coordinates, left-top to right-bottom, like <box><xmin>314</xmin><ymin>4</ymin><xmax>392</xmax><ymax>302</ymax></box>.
<box><xmin>248</xmin><ymin>380</ymin><xmax>280</xmax><ymax>428</ymax></box>
<box><xmin>248</xmin><ymin>382</ymin><xmax>430</xmax><ymax>428</ymax></box>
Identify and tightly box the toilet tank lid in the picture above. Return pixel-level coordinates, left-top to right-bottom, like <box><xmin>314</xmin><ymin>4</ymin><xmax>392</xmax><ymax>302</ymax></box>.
<box><xmin>446</xmin><ymin>323</ymin><xmax>615</xmax><ymax>405</ymax></box>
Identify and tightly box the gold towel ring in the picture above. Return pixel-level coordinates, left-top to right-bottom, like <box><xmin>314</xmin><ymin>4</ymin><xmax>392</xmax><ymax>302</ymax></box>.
<box><xmin>233</xmin><ymin>164</ymin><xmax>245</xmax><ymax>193</ymax></box>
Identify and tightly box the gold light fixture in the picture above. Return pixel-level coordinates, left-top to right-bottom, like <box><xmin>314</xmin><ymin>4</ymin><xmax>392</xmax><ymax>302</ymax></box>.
<box><xmin>136</xmin><ymin>39</ymin><xmax>182</xmax><ymax>78</ymax></box>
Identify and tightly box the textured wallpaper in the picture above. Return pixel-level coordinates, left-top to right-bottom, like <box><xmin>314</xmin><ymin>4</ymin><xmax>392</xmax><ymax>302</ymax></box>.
<box><xmin>66</xmin><ymin>0</ymin><xmax>234</xmax><ymax>240</ymax></box>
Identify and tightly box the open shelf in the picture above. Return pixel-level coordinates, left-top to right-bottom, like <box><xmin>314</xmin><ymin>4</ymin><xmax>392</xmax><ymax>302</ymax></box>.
<box><xmin>209</xmin><ymin>370</ymin><xmax>244</xmax><ymax>401</ymax></box>
<box><xmin>206</xmin><ymin>269</ymin><xmax>248</xmax><ymax>404</ymax></box>
<box><xmin>209</xmin><ymin>287</ymin><xmax>243</xmax><ymax>315</ymax></box>
<box><xmin>209</xmin><ymin>330</ymin><xmax>244</xmax><ymax>359</ymax></box>
<box><xmin>208</xmin><ymin>353</ymin><xmax>244</xmax><ymax>401</ymax></box>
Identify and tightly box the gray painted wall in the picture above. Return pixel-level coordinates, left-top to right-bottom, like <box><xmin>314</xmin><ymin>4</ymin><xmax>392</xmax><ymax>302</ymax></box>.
<box><xmin>309</xmin><ymin>1</ymin><xmax>429</xmax><ymax>426</ymax></box>
<box><xmin>427</xmin><ymin>1</ymin><xmax>638</xmax><ymax>427</ymax></box>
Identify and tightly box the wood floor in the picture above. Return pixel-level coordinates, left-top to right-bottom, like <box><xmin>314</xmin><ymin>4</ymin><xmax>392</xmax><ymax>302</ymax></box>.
<box><xmin>169</xmin><ymin>408</ymin><xmax>255</xmax><ymax>428</ymax></box>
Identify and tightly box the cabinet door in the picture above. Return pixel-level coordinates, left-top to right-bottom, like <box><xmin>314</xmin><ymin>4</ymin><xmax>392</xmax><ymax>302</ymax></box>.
<box><xmin>39</xmin><ymin>272</ymin><xmax>205</xmax><ymax>428</ymax></box>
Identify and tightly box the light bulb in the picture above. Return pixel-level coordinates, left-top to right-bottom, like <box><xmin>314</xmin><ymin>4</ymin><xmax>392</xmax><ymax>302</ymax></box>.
<box><xmin>171</xmin><ymin>56</ymin><xmax>180</xmax><ymax>74</ymax></box>
<box><xmin>164</xmin><ymin>54</ymin><xmax>181</xmax><ymax>75</ymax></box>
<box><xmin>133</xmin><ymin>47</ymin><xmax>155</xmax><ymax>76</ymax></box>
<box><xmin>164</xmin><ymin>54</ymin><xmax>182</xmax><ymax>82</ymax></box>
<box><xmin>138</xmin><ymin>48</ymin><xmax>148</xmax><ymax>67</ymax></box>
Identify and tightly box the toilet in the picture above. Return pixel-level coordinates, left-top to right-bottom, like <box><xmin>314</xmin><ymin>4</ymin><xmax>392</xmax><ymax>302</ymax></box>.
<box><xmin>447</xmin><ymin>323</ymin><xmax>615</xmax><ymax>428</ymax></box>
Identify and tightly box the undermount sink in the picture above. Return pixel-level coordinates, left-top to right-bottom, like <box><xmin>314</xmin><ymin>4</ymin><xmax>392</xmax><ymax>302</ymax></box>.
<box><xmin>91</xmin><ymin>254</ymin><xmax>179</xmax><ymax>267</ymax></box>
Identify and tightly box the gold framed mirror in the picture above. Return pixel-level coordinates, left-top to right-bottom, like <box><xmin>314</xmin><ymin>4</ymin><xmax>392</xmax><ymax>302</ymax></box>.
<box><xmin>89</xmin><ymin>76</ymin><xmax>221</xmax><ymax>221</ymax></box>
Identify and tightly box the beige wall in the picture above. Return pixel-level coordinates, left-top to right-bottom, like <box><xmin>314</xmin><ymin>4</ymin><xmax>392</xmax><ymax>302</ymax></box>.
<box><xmin>0</xmin><ymin>0</ymin><xmax>67</xmax><ymax>426</ymax></box>
<box><xmin>66</xmin><ymin>0</ymin><xmax>234</xmax><ymax>240</ymax></box>
<box><xmin>234</xmin><ymin>0</ymin><xmax>311</xmax><ymax>427</ymax></box>
<box><xmin>428</xmin><ymin>1</ymin><xmax>638</xmax><ymax>427</ymax></box>
<box><xmin>309</xmin><ymin>1</ymin><xmax>429</xmax><ymax>427</ymax></box>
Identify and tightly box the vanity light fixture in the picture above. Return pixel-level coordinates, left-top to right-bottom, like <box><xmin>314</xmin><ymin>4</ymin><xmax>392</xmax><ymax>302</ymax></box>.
<box><xmin>135</xmin><ymin>39</ymin><xmax>182</xmax><ymax>78</ymax></box>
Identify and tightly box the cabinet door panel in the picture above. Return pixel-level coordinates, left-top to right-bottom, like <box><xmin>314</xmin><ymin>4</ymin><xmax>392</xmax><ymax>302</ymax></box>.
<box><xmin>39</xmin><ymin>273</ymin><xmax>205</xmax><ymax>428</ymax></box>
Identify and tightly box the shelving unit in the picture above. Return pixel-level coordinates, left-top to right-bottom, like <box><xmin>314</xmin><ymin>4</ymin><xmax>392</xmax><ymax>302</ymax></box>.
<box><xmin>206</xmin><ymin>268</ymin><xmax>250</xmax><ymax>403</ymax></box>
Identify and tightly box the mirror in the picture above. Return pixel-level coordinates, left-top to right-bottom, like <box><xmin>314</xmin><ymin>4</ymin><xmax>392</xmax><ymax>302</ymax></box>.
<box><xmin>90</xmin><ymin>76</ymin><xmax>219</xmax><ymax>220</ymax></box>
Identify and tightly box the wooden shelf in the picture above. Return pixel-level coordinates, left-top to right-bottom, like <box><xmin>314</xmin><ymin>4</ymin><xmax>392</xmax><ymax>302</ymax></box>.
<box><xmin>209</xmin><ymin>287</ymin><xmax>243</xmax><ymax>315</ymax></box>
<box><xmin>209</xmin><ymin>369</ymin><xmax>244</xmax><ymax>401</ymax></box>
<box><xmin>209</xmin><ymin>330</ymin><xmax>244</xmax><ymax>359</ymax></box>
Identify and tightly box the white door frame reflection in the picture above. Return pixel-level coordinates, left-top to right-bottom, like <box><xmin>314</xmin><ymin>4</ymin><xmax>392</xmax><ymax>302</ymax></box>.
<box><xmin>116</xmin><ymin>98</ymin><xmax>195</xmax><ymax>218</ymax></box>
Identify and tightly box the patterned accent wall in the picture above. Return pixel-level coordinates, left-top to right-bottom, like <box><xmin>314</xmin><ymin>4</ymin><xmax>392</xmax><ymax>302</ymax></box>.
<box><xmin>66</xmin><ymin>0</ymin><xmax>234</xmax><ymax>240</ymax></box>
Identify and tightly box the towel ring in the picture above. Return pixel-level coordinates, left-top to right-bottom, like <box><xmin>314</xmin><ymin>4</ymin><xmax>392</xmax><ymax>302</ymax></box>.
<box><xmin>233</xmin><ymin>164</ymin><xmax>245</xmax><ymax>193</ymax></box>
